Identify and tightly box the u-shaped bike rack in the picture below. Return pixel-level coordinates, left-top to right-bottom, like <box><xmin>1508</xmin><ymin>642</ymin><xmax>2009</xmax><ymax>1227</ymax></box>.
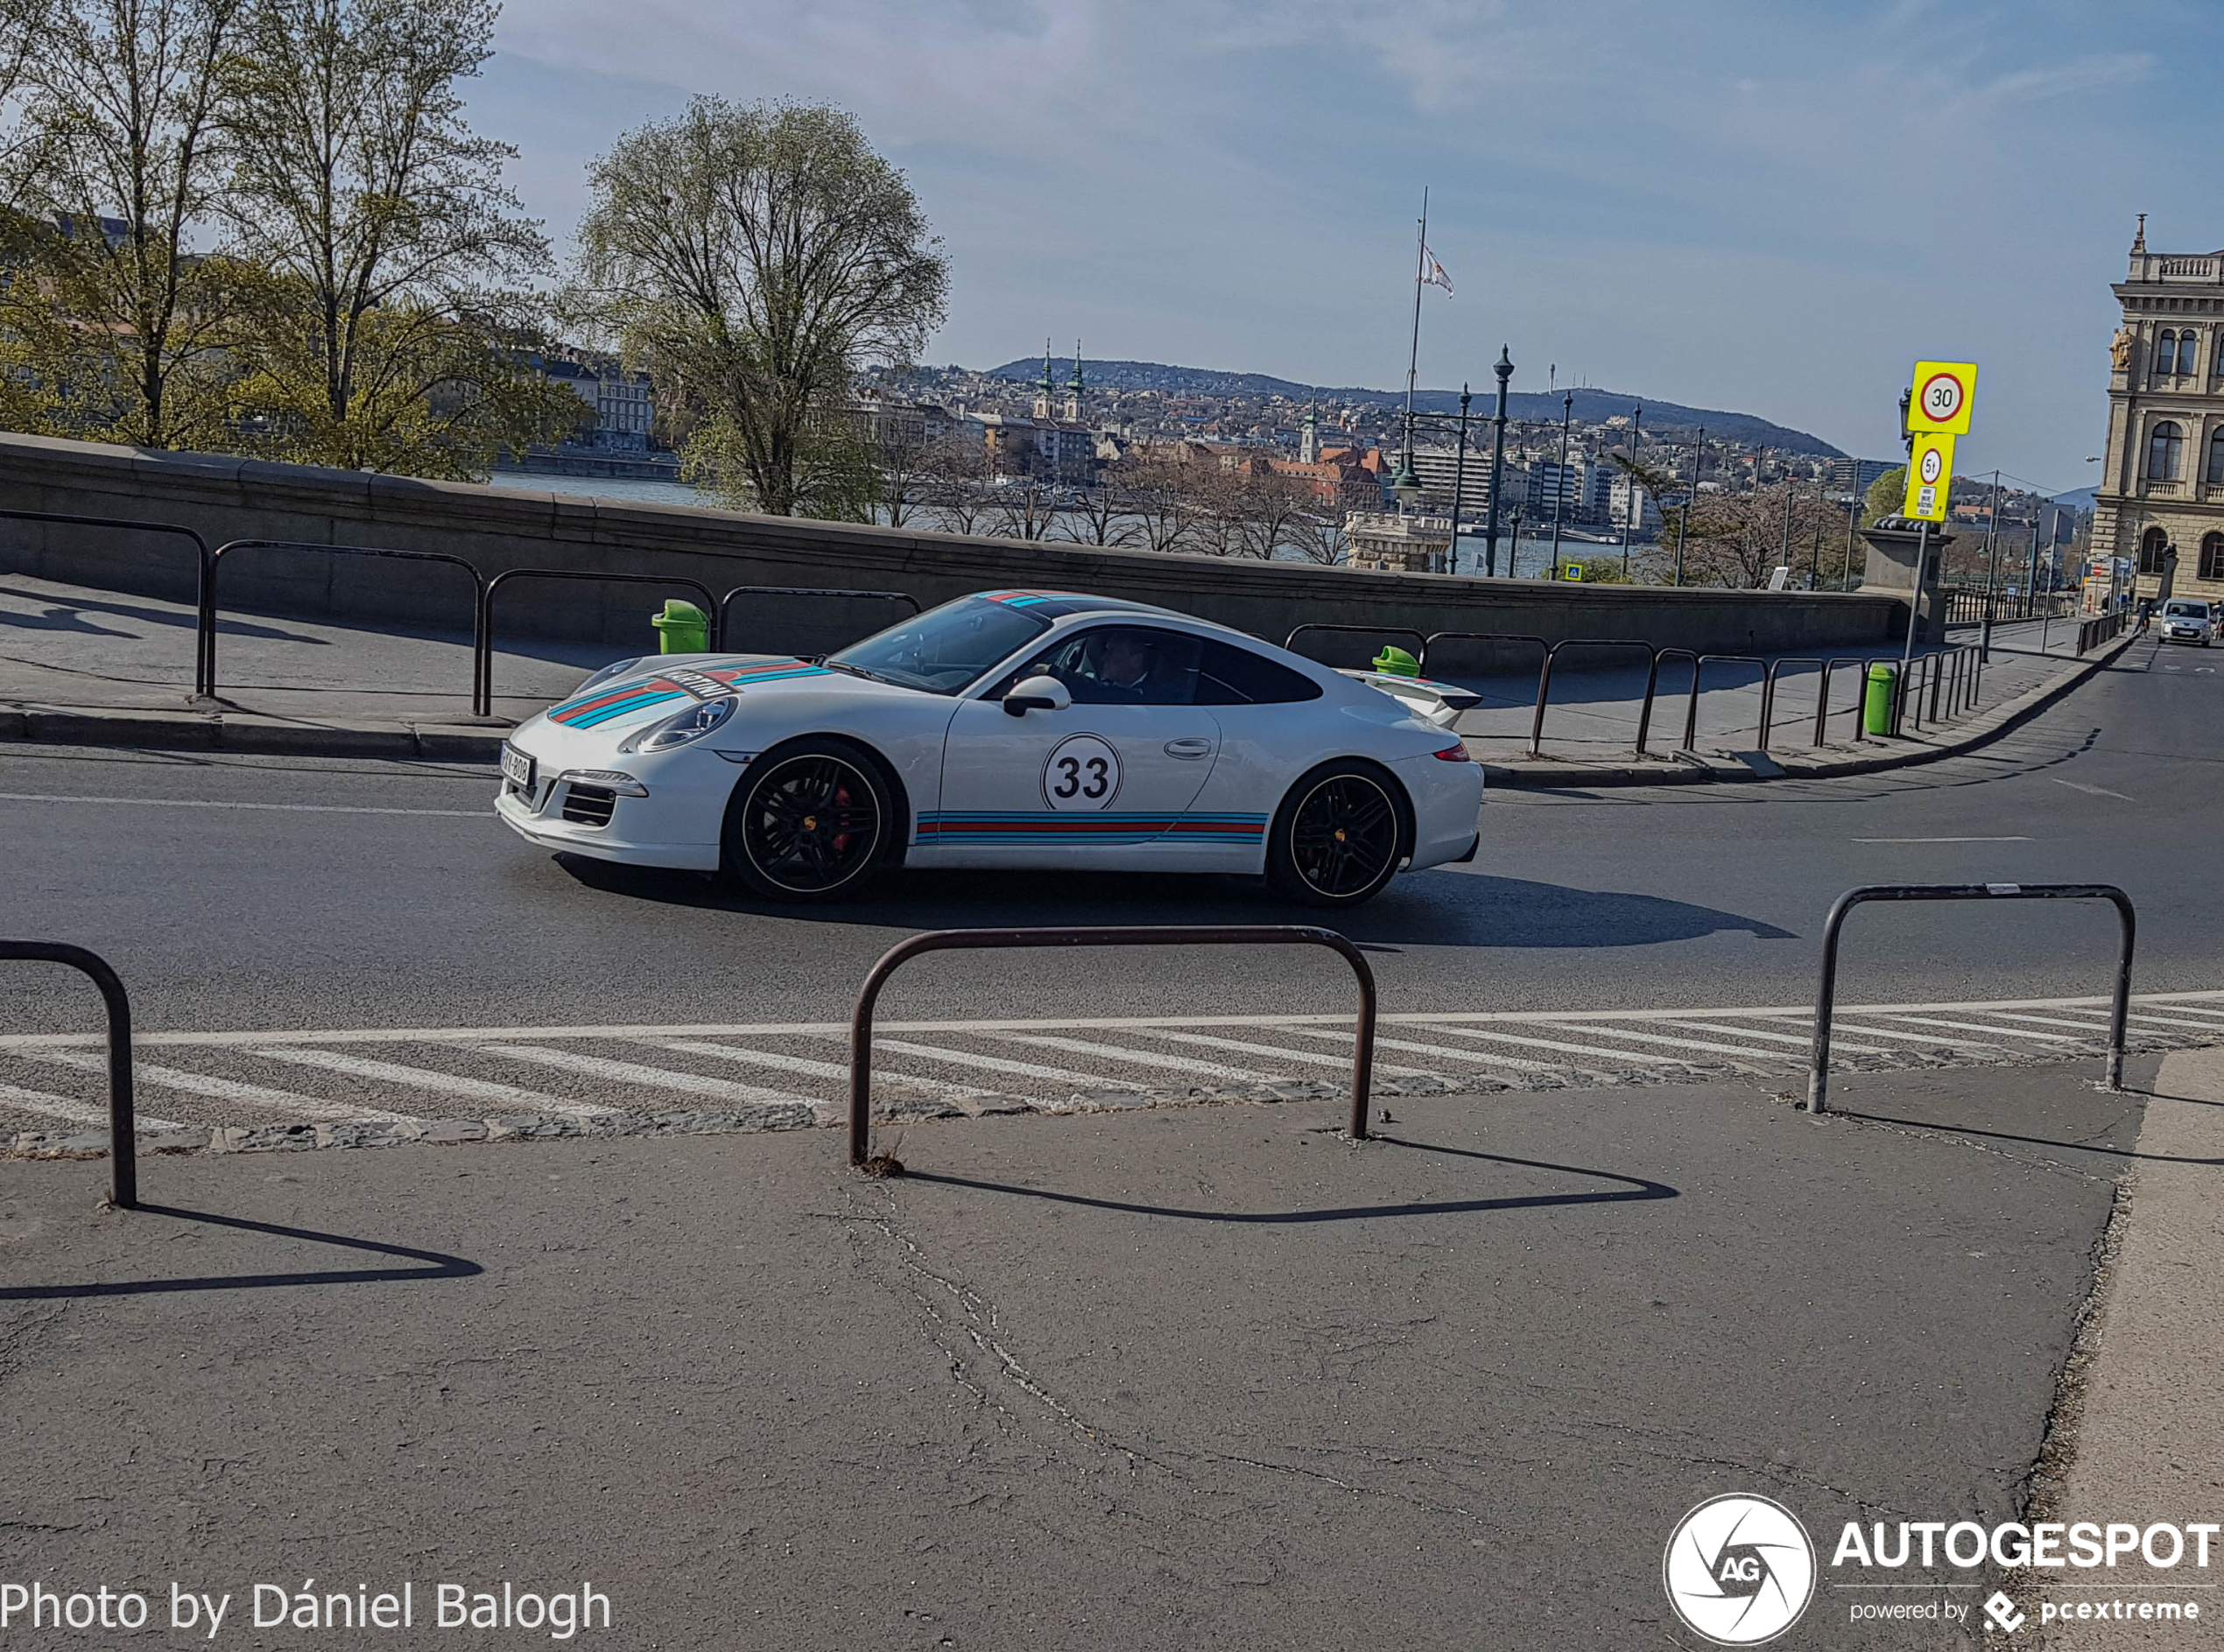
<box><xmin>848</xmin><ymin>925</ymin><xmax>1379</xmax><ymax>1167</ymax></box>
<box><xmin>2</xmin><ymin>941</ymin><xmax>136</xmax><ymax>1207</ymax></box>
<box><xmin>1805</xmin><ymin>882</ymin><xmax>2135</xmax><ymax>1114</ymax></box>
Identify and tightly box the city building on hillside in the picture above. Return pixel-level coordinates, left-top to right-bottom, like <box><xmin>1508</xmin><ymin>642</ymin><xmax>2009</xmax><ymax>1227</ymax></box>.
<box><xmin>1609</xmin><ymin>474</ymin><xmax>1662</xmax><ymax>535</ymax></box>
<box><xmin>1346</xmin><ymin>510</ymin><xmax>1452</xmax><ymax>573</ymax></box>
<box><xmin>976</xmin><ymin>411</ymin><xmax>1097</xmax><ymax>486</ymax></box>
<box><xmin>1526</xmin><ymin>457</ymin><xmax>1609</xmax><ymax>523</ymax></box>
<box><xmin>1828</xmin><ymin>456</ymin><xmax>1897</xmax><ymax>495</ymax></box>
<box><xmin>1405</xmin><ymin>446</ymin><xmax>1505</xmax><ymax>512</ymax></box>
<box><xmin>2094</xmin><ymin>219</ymin><xmax>2224</xmax><ymax>599</ymax></box>
<box><xmin>537</xmin><ymin>355</ymin><xmax>656</xmax><ymax>451</ymax></box>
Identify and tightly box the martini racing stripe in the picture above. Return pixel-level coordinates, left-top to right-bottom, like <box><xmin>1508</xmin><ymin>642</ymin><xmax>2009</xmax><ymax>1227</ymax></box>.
<box><xmin>549</xmin><ymin>660</ymin><xmax>830</xmax><ymax>728</ymax></box>
<box><xmin>914</xmin><ymin>812</ymin><xmax>1267</xmax><ymax>846</ymax></box>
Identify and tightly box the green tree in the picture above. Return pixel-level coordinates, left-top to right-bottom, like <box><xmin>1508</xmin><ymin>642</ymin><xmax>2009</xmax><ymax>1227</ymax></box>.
<box><xmin>570</xmin><ymin>98</ymin><xmax>949</xmax><ymax>517</ymax></box>
<box><xmin>1862</xmin><ymin>465</ymin><xmax>1907</xmax><ymax>528</ymax></box>
<box><xmin>1</xmin><ymin>0</ymin><xmax>247</xmax><ymax>447</ymax></box>
<box><xmin>214</xmin><ymin>0</ymin><xmax>576</xmax><ymax>472</ymax></box>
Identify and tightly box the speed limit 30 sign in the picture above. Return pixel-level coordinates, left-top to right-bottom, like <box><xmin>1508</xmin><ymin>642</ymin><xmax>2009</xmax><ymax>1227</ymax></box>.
<box><xmin>1908</xmin><ymin>360</ymin><xmax>1977</xmax><ymax>435</ymax></box>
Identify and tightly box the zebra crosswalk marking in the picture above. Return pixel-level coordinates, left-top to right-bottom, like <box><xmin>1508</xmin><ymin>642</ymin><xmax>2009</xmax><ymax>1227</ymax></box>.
<box><xmin>4</xmin><ymin>989</ymin><xmax>2219</xmax><ymax>1142</ymax></box>
<box><xmin>26</xmin><ymin>1048</ymin><xmax>421</xmax><ymax>1123</ymax></box>
<box><xmin>251</xmin><ymin>1047</ymin><xmax>616</xmax><ymax>1117</ymax></box>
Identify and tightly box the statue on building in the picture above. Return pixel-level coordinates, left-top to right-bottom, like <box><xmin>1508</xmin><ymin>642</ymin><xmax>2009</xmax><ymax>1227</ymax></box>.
<box><xmin>2111</xmin><ymin>325</ymin><xmax>2136</xmax><ymax>372</ymax></box>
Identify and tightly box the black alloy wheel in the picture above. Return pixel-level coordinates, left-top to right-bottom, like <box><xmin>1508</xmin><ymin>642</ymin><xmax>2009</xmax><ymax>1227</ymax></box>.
<box><xmin>1266</xmin><ymin>761</ymin><xmax>1406</xmax><ymax>907</ymax></box>
<box><xmin>727</xmin><ymin>742</ymin><xmax>890</xmax><ymax>901</ymax></box>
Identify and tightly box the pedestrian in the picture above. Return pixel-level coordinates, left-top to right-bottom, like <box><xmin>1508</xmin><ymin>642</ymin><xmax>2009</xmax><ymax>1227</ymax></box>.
<box><xmin>2135</xmin><ymin>598</ymin><xmax>2152</xmax><ymax>637</ymax></box>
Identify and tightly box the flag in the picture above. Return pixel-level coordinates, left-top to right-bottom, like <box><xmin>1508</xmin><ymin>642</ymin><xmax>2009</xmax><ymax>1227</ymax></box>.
<box><xmin>1419</xmin><ymin>245</ymin><xmax>1453</xmax><ymax>297</ymax></box>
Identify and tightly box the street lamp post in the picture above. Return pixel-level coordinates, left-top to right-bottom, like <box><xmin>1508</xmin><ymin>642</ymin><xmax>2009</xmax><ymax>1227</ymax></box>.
<box><xmin>1672</xmin><ymin>425</ymin><xmax>1702</xmax><ymax>587</ymax></box>
<box><xmin>1550</xmin><ymin>387</ymin><xmax>1573</xmax><ymax>580</ymax></box>
<box><xmin>1446</xmin><ymin>383</ymin><xmax>1473</xmax><ymax>575</ymax></box>
<box><xmin>1483</xmin><ymin>346</ymin><xmax>1513</xmax><ymax>577</ymax></box>
<box><xmin>1619</xmin><ymin>404</ymin><xmax>1641</xmax><ymax>580</ymax></box>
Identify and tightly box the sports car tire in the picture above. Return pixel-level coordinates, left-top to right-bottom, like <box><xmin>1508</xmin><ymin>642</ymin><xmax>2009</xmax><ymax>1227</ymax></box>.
<box><xmin>723</xmin><ymin>738</ymin><xmax>892</xmax><ymax>902</ymax></box>
<box><xmin>1263</xmin><ymin>759</ymin><xmax>1409</xmax><ymax>908</ymax></box>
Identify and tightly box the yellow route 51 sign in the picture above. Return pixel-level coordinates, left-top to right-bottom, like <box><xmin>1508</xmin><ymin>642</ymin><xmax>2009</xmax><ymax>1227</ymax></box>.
<box><xmin>1903</xmin><ymin>431</ymin><xmax>1956</xmax><ymax>521</ymax></box>
<box><xmin>1908</xmin><ymin>360</ymin><xmax>1978</xmax><ymax>434</ymax></box>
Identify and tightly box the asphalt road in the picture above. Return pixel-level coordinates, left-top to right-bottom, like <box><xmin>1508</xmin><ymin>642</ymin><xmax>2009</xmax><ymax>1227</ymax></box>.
<box><xmin>0</xmin><ymin>636</ymin><xmax>2209</xmax><ymax>1037</ymax></box>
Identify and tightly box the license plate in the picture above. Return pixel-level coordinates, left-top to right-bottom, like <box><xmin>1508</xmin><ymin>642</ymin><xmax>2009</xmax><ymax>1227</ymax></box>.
<box><xmin>501</xmin><ymin>745</ymin><xmax>535</xmax><ymax>792</ymax></box>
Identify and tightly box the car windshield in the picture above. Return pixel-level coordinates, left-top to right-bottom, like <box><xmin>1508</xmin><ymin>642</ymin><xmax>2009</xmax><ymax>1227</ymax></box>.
<box><xmin>2164</xmin><ymin>601</ymin><xmax>2206</xmax><ymax>617</ymax></box>
<box><xmin>824</xmin><ymin>596</ymin><xmax>1052</xmax><ymax>694</ymax></box>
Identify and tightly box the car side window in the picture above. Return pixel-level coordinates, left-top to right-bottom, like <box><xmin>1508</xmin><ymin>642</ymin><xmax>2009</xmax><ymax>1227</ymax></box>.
<box><xmin>991</xmin><ymin>626</ymin><xmax>1203</xmax><ymax>706</ymax></box>
<box><xmin>1194</xmin><ymin>639</ymin><xmax>1325</xmax><ymax>705</ymax></box>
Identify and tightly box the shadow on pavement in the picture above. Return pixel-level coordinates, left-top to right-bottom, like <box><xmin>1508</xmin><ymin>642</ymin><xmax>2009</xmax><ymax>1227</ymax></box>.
<box><xmin>0</xmin><ymin>584</ymin><xmax>319</xmax><ymax>643</ymax></box>
<box><xmin>553</xmin><ymin>858</ymin><xmax>1796</xmax><ymax>949</ymax></box>
<box><xmin>0</xmin><ymin>1203</ymin><xmax>483</xmax><ymax>1301</ymax></box>
<box><xmin>897</xmin><ymin>1137</ymin><xmax>1677</xmax><ymax>1224</ymax></box>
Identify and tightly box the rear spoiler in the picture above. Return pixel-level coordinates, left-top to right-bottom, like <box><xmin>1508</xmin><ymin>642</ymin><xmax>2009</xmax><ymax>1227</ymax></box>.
<box><xmin>1338</xmin><ymin>669</ymin><xmax>1483</xmax><ymax>729</ymax></box>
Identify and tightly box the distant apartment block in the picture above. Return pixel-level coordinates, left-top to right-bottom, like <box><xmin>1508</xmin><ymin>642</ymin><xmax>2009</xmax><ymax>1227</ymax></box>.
<box><xmin>538</xmin><ymin>355</ymin><xmax>656</xmax><ymax>451</ymax></box>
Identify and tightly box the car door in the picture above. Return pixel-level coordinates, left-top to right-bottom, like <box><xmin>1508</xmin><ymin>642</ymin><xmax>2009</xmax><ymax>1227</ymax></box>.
<box><xmin>924</xmin><ymin>624</ymin><xmax>1221</xmax><ymax>865</ymax></box>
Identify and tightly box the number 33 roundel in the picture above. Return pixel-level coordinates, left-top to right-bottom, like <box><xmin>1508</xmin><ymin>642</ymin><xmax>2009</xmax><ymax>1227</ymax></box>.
<box><xmin>1042</xmin><ymin>734</ymin><xmax>1123</xmax><ymax>810</ymax></box>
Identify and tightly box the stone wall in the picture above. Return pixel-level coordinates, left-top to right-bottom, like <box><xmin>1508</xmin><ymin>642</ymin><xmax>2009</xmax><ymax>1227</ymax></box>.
<box><xmin>0</xmin><ymin>432</ymin><xmax>1910</xmax><ymax>660</ymax></box>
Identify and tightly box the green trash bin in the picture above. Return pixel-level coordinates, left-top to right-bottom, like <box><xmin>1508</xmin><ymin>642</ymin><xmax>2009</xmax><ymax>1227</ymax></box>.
<box><xmin>1863</xmin><ymin>661</ymin><xmax>1897</xmax><ymax>735</ymax></box>
<box><xmin>1373</xmin><ymin>645</ymin><xmax>1422</xmax><ymax>678</ymax></box>
<box><xmin>650</xmin><ymin>599</ymin><xmax>709</xmax><ymax>655</ymax></box>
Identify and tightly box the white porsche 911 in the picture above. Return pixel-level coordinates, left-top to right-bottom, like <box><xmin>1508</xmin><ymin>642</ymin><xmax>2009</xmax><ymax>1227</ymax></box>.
<box><xmin>495</xmin><ymin>590</ymin><xmax>1482</xmax><ymax>906</ymax></box>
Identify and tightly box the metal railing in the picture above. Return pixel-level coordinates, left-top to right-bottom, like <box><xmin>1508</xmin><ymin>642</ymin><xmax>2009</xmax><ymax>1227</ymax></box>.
<box><xmin>2</xmin><ymin>941</ymin><xmax>136</xmax><ymax>1206</ymax></box>
<box><xmin>2077</xmin><ymin>610</ymin><xmax>2128</xmax><ymax>655</ymax></box>
<box><xmin>848</xmin><ymin>925</ymin><xmax>1379</xmax><ymax>1167</ymax></box>
<box><xmin>718</xmin><ymin>585</ymin><xmax>920</xmax><ymax>648</ymax></box>
<box><xmin>1529</xmin><ymin>638</ymin><xmax>1657</xmax><ymax>756</ymax></box>
<box><xmin>1805</xmin><ymin>882</ymin><xmax>2135</xmax><ymax>1114</ymax></box>
<box><xmin>1418</xmin><ymin>631</ymin><xmax>1551</xmax><ymax>676</ymax></box>
<box><xmin>474</xmin><ymin>569</ymin><xmax>721</xmax><ymax>717</ymax></box>
<box><xmin>0</xmin><ymin>509</ymin><xmax>213</xmax><ymax>696</ymax></box>
<box><xmin>202</xmin><ymin>539</ymin><xmax>487</xmax><ymax>706</ymax></box>
<box><xmin>1284</xmin><ymin>623</ymin><xmax>1428</xmax><ymax>667</ymax></box>
<box><xmin>1679</xmin><ymin>655</ymin><xmax>1768</xmax><ymax>753</ymax></box>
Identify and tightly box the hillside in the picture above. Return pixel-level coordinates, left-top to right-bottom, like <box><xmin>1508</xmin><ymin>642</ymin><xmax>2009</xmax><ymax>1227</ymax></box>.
<box><xmin>979</xmin><ymin>356</ymin><xmax>1842</xmax><ymax>456</ymax></box>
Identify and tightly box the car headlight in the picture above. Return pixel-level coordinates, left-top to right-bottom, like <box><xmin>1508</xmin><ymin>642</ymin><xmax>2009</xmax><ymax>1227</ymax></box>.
<box><xmin>618</xmin><ymin>695</ymin><xmax>737</xmax><ymax>753</ymax></box>
<box><xmin>574</xmin><ymin>657</ymin><xmax>645</xmax><ymax>695</ymax></box>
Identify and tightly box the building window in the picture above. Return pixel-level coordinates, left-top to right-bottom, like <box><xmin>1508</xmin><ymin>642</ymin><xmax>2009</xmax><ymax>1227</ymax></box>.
<box><xmin>2141</xmin><ymin>526</ymin><xmax>2170</xmax><ymax>574</ymax></box>
<box><xmin>2181</xmin><ymin>333</ymin><xmax>2200</xmax><ymax>377</ymax></box>
<box><xmin>2210</xmin><ymin>427</ymin><xmax>2224</xmax><ymax>484</ymax></box>
<box><xmin>2158</xmin><ymin>331</ymin><xmax>2178</xmax><ymax>376</ymax></box>
<box><xmin>2148</xmin><ymin>420</ymin><xmax>2184</xmax><ymax>480</ymax></box>
<box><xmin>2203</xmin><ymin>533</ymin><xmax>2224</xmax><ymax>581</ymax></box>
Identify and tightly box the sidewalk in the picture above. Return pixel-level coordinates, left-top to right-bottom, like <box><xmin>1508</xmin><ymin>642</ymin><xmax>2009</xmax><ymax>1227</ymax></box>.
<box><xmin>0</xmin><ymin>1057</ymin><xmax>2145</xmax><ymax>1648</ymax></box>
<box><xmin>0</xmin><ymin>569</ymin><xmax>2129</xmax><ymax>776</ymax></box>
<box><xmin>1447</xmin><ymin>617</ymin><xmax>2129</xmax><ymax>786</ymax></box>
<box><xmin>0</xmin><ymin>571</ymin><xmax>601</xmax><ymax>757</ymax></box>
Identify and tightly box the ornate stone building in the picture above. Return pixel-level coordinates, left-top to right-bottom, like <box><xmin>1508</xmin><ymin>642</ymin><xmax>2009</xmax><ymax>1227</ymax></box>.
<box><xmin>2095</xmin><ymin>217</ymin><xmax>2224</xmax><ymax>600</ymax></box>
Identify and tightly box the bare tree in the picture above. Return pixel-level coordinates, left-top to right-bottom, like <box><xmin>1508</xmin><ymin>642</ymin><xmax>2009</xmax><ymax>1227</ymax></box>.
<box><xmin>1284</xmin><ymin>508</ymin><xmax>1348</xmax><ymax>566</ymax></box>
<box><xmin>925</xmin><ymin>439</ymin><xmax>992</xmax><ymax>536</ymax></box>
<box><xmin>1234</xmin><ymin>472</ymin><xmax>1312</xmax><ymax>560</ymax></box>
<box><xmin>572</xmin><ymin>98</ymin><xmax>948</xmax><ymax>516</ymax></box>
<box><xmin>1126</xmin><ymin>455</ymin><xmax>1208</xmax><ymax>553</ymax></box>
<box><xmin>991</xmin><ymin>473</ymin><xmax>1059</xmax><ymax>542</ymax></box>
<box><xmin>1053</xmin><ymin>460</ymin><xmax>1141</xmax><ymax>548</ymax></box>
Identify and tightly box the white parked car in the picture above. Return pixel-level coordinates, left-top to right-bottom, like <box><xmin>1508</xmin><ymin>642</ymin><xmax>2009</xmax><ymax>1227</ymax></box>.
<box><xmin>495</xmin><ymin>590</ymin><xmax>1484</xmax><ymax>906</ymax></box>
<box><xmin>2159</xmin><ymin>598</ymin><xmax>2217</xmax><ymax>646</ymax></box>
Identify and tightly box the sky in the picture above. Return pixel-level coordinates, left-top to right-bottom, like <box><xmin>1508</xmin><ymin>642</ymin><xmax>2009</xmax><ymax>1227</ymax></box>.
<box><xmin>472</xmin><ymin>0</ymin><xmax>2220</xmax><ymax>491</ymax></box>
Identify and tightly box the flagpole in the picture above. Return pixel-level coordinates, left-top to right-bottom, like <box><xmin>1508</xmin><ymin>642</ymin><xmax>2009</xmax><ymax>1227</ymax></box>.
<box><xmin>1404</xmin><ymin>186</ymin><xmax>1426</xmax><ymax>475</ymax></box>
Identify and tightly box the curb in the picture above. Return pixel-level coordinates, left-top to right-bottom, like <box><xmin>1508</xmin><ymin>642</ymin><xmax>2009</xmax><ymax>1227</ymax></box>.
<box><xmin>1475</xmin><ymin>633</ymin><xmax>2136</xmax><ymax>791</ymax></box>
<box><xmin>0</xmin><ymin>705</ymin><xmax>509</xmax><ymax>762</ymax></box>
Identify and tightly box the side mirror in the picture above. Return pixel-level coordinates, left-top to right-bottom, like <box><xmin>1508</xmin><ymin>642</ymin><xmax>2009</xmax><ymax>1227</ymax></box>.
<box><xmin>1002</xmin><ymin>674</ymin><xmax>1072</xmax><ymax>717</ymax></box>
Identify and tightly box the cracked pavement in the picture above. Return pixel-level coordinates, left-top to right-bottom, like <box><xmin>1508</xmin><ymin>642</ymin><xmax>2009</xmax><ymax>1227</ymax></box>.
<box><xmin>0</xmin><ymin>1054</ymin><xmax>2146</xmax><ymax>1647</ymax></box>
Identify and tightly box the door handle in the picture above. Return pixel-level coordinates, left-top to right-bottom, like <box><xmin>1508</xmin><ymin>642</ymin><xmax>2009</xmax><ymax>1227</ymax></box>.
<box><xmin>1164</xmin><ymin>737</ymin><xmax>1214</xmax><ymax>758</ymax></box>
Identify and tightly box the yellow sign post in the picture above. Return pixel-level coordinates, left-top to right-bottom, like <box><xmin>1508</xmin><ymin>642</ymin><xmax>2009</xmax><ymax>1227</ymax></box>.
<box><xmin>1902</xmin><ymin>432</ymin><xmax>1956</xmax><ymax>523</ymax></box>
<box><xmin>1908</xmin><ymin>361</ymin><xmax>1978</xmax><ymax>435</ymax></box>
